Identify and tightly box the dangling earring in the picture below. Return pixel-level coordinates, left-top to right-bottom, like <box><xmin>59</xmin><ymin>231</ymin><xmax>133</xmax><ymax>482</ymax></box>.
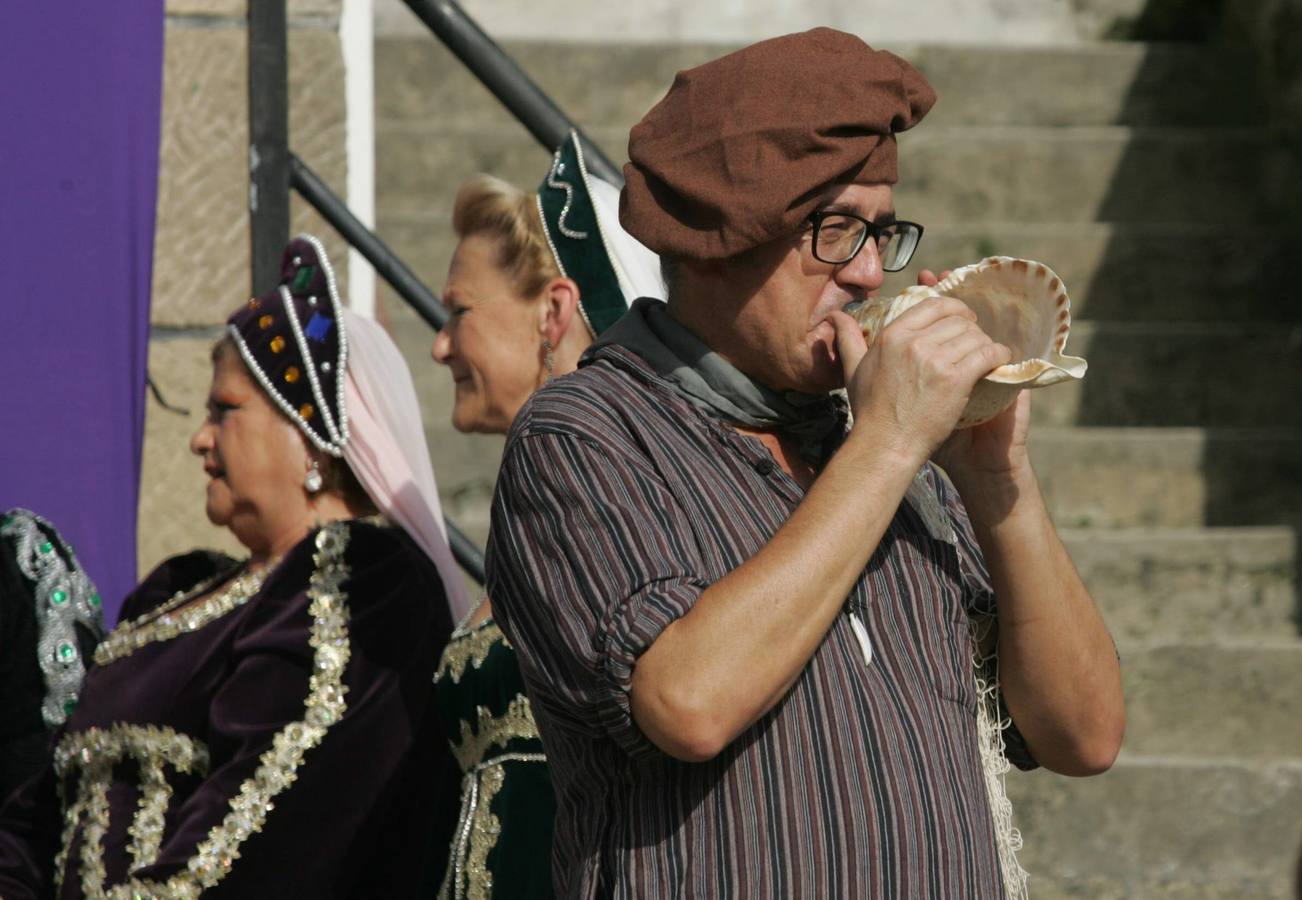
<box><xmin>304</xmin><ymin>459</ymin><xmax>323</xmax><ymax>494</ymax></box>
<box><xmin>542</xmin><ymin>338</ymin><xmax>555</xmax><ymax>381</ymax></box>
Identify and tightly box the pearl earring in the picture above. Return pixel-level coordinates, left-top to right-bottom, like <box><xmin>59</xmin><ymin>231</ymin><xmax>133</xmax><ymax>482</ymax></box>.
<box><xmin>304</xmin><ymin>460</ymin><xmax>323</xmax><ymax>494</ymax></box>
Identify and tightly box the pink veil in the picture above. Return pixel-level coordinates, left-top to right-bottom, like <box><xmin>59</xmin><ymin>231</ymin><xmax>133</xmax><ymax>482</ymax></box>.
<box><xmin>340</xmin><ymin>309</ymin><xmax>472</xmax><ymax>621</ymax></box>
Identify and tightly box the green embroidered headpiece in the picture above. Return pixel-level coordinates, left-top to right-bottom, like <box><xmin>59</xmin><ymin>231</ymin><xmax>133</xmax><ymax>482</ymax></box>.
<box><xmin>536</xmin><ymin>131</ymin><xmax>662</xmax><ymax>336</ymax></box>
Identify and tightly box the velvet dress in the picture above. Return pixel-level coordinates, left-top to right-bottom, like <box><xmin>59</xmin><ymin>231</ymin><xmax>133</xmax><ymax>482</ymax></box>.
<box><xmin>0</xmin><ymin>518</ymin><xmax>460</xmax><ymax>899</ymax></box>
<box><xmin>433</xmin><ymin>616</ymin><xmax>555</xmax><ymax>899</ymax></box>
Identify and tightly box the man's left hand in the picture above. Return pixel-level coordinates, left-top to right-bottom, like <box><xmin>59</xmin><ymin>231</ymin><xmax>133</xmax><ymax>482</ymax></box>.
<box><xmin>915</xmin><ymin>266</ymin><xmax>1034</xmax><ymax>513</ymax></box>
<box><xmin>934</xmin><ymin>391</ymin><xmax>1032</xmax><ymax>484</ymax></box>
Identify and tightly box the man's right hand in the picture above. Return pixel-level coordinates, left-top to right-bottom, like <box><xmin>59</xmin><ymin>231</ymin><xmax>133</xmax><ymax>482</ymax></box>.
<box><xmin>828</xmin><ymin>298</ymin><xmax>1010</xmax><ymax>465</ymax></box>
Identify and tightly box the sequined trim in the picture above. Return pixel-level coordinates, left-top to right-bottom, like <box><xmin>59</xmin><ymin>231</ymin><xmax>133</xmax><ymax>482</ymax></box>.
<box><xmin>52</xmin><ymin>725</ymin><xmax>212</xmax><ymax>898</ymax></box>
<box><xmin>106</xmin><ymin>523</ymin><xmax>353</xmax><ymax>898</ymax></box>
<box><xmin>451</xmin><ymin>695</ymin><xmax>541</xmax><ymax>772</ymax></box>
<box><xmin>435</xmin><ymin>619</ymin><xmax>507</xmax><ymax>685</ymax></box>
<box><xmin>55</xmin><ymin>523</ymin><xmax>352</xmax><ymax>899</ymax></box>
<box><xmin>439</xmin><ymin>752</ymin><xmax>546</xmax><ymax>900</ymax></box>
<box><xmin>93</xmin><ymin>561</ymin><xmax>266</xmax><ymax>667</ymax></box>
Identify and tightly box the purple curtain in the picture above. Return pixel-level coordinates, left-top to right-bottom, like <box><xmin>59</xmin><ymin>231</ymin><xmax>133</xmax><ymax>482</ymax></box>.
<box><xmin>0</xmin><ymin>3</ymin><xmax>166</xmax><ymax>623</ymax></box>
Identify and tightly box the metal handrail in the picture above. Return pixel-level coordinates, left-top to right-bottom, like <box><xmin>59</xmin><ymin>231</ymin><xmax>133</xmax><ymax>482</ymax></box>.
<box><xmin>400</xmin><ymin>0</ymin><xmax>622</xmax><ymax>185</ymax></box>
<box><xmin>290</xmin><ymin>155</ymin><xmax>448</xmax><ymax>331</ymax></box>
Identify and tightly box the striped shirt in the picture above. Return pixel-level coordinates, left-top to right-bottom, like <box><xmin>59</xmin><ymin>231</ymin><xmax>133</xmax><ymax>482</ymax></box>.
<box><xmin>487</xmin><ymin>344</ymin><xmax>1036</xmax><ymax>899</ymax></box>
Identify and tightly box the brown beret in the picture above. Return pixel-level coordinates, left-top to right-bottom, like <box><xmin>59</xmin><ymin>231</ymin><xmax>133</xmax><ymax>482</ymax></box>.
<box><xmin>620</xmin><ymin>27</ymin><xmax>936</xmax><ymax>261</ymax></box>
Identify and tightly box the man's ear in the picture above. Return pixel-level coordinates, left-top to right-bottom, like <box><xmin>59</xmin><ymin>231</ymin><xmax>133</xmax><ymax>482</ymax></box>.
<box><xmin>539</xmin><ymin>277</ymin><xmax>581</xmax><ymax>345</ymax></box>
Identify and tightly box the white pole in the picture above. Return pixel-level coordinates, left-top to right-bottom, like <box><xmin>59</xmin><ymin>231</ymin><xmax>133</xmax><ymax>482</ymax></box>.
<box><xmin>341</xmin><ymin>0</ymin><xmax>376</xmax><ymax>317</ymax></box>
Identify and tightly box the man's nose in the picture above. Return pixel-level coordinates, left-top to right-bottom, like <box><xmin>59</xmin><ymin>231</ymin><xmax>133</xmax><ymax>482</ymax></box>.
<box><xmin>836</xmin><ymin>240</ymin><xmax>885</xmax><ymax>293</ymax></box>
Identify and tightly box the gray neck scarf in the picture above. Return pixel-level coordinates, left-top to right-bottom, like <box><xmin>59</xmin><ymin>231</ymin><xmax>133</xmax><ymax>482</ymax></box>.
<box><xmin>594</xmin><ymin>298</ymin><xmax>847</xmax><ymax>465</ymax></box>
<box><xmin>594</xmin><ymin>298</ymin><xmax>954</xmax><ymax>544</ymax></box>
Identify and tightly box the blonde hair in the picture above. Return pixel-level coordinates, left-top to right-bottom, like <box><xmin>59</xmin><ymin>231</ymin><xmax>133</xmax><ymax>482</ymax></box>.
<box><xmin>451</xmin><ymin>174</ymin><xmax>560</xmax><ymax>299</ymax></box>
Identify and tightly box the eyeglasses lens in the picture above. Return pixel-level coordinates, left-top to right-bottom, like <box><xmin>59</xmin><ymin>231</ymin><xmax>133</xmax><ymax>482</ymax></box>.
<box><xmin>815</xmin><ymin>215</ymin><xmax>866</xmax><ymax>265</ymax></box>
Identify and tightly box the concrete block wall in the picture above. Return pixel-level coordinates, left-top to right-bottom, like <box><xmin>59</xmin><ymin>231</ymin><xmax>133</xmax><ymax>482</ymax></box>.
<box><xmin>138</xmin><ymin>0</ymin><xmax>350</xmax><ymax>578</ymax></box>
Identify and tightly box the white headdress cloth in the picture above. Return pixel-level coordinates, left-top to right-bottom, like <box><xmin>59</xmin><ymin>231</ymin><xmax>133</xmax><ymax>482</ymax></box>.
<box><xmin>340</xmin><ymin>309</ymin><xmax>471</xmax><ymax>621</ymax></box>
<box><xmin>588</xmin><ymin>175</ymin><xmax>665</xmax><ymax>304</ymax></box>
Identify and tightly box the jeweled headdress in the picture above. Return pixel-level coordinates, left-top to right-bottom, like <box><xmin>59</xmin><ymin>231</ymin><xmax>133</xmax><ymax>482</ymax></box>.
<box><xmin>226</xmin><ymin>235</ymin><xmax>350</xmax><ymax>456</ymax></box>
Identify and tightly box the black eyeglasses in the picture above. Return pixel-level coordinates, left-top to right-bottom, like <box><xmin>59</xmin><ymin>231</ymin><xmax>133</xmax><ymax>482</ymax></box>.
<box><xmin>807</xmin><ymin>211</ymin><xmax>924</xmax><ymax>271</ymax></box>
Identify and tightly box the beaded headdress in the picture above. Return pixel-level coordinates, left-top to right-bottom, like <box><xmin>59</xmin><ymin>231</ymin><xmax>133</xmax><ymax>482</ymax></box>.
<box><xmin>226</xmin><ymin>235</ymin><xmax>350</xmax><ymax>456</ymax></box>
<box><xmin>536</xmin><ymin>130</ymin><xmax>663</xmax><ymax>336</ymax></box>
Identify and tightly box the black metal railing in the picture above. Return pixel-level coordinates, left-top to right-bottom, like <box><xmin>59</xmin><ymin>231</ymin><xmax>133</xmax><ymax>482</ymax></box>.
<box><xmin>250</xmin><ymin>0</ymin><xmax>614</xmax><ymax>586</ymax></box>
<box><xmin>398</xmin><ymin>0</ymin><xmax>621</xmax><ymax>186</ymax></box>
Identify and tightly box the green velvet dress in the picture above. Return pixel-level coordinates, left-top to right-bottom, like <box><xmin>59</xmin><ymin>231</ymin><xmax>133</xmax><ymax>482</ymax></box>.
<box><xmin>433</xmin><ymin>617</ymin><xmax>556</xmax><ymax>899</ymax></box>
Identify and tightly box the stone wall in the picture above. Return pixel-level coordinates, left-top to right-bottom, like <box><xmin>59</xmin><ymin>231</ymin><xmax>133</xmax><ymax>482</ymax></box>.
<box><xmin>138</xmin><ymin>1</ymin><xmax>350</xmax><ymax>578</ymax></box>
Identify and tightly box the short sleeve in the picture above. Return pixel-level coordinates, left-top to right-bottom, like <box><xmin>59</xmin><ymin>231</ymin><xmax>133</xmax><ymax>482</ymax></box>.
<box><xmin>931</xmin><ymin>466</ymin><xmax>1039</xmax><ymax>771</ymax></box>
<box><xmin>488</xmin><ymin>429</ymin><xmax>707</xmax><ymax>761</ymax></box>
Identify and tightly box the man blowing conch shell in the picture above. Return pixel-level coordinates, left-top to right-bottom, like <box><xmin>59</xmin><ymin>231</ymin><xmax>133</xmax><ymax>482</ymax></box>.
<box><xmin>487</xmin><ymin>27</ymin><xmax>1125</xmax><ymax>899</ymax></box>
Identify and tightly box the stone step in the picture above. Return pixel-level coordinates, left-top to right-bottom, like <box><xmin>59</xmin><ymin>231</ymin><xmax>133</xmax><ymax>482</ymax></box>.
<box><xmin>1028</xmin><ymin>321</ymin><xmax>1302</xmax><ymax>428</ymax></box>
<box><xmin>1060</xmin><ymin>527</ymin><xmax>1298</xmax><ymax>643</ymax></box>
<box><xmin>894</xmin><ymin>223</ymin><xmax>1300</xmax><ymax>323</ymax></box>
<box><xmin>376</xmin><ymin>122</ymin><xmax>1277</xmax><ymax>226</ymax></box>
<box><xmin>1116</xmin><ymin>644</ymin><xmax>1302</xmax><ymax>760</ymax></box>
<box><xmin>1006</xmin><ymin>756</ymin><xmax>1302</xmax><ymax>898</ymax></box>
<box><xmin>1029</xmin><ymin>427</ymin><xmax>1302</xmax><ymax>529</ymax></box>
<box><xmin>375</xmin><ymin>39</ymin><xmax>1265</xmax><ymax>131</ymax></box>
<box><xmin>896</xmin><ymin>126</ymin><xmax>1275</xmax><ymax>225</ymax></box>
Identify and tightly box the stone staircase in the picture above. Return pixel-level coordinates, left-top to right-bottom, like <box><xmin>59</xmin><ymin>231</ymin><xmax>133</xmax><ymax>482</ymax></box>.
<box><xmin>374</xmin><ymin>38</ymin><xmax>1302</xmax><ymax>898</ymax></box>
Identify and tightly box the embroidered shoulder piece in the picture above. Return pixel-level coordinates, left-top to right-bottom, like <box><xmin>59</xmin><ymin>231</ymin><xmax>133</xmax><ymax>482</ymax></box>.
<box><xmin>100</xmin><ymin>522</ymin><xmax>353</xmax><ymax>899</ymax></box>
<box><xmin>1</xmin><ymin>509</ymin><xmax>107</xmax><ymax>725</ymax></box>
<box><xmin>450</xmin><ymin>695</ymin><xmax>541</xmax><ymax>772</ymax></box>
<box><xmin>435</xmin><ymin>619</ymin><xmax>508</xmax><ymax>685</ymax></box>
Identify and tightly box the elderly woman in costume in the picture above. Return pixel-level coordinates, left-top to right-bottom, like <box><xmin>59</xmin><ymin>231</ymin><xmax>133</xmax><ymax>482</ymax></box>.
<box><xmin>428</xmin><ymin>133</ymin><xmax>661</xmax><ymax>899</ymax></box>
<box><xmin>0</xmin><ymin>235</ymin><xmax>470</xmax><ymax>898</ymax></box>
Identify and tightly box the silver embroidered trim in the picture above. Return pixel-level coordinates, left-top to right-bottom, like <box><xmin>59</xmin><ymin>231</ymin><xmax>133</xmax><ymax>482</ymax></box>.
<box><xmin>544</xmin><ymin>149</ymin><xmax>588</xmax><ymax>240</ymax></box>
<box><xmin>440</xmin><ymin>752</ymin><xmax>547</xmax><ymax>900</ymax></box>
<box><xmin>1</xmin><ymin>509</ymin><xmax>107</xmax><ymax>727</ymax></box>
<box><xmin>536</xmin><ymin>193</ymin><xmax>597</xmax><ymax>339</ymax></box>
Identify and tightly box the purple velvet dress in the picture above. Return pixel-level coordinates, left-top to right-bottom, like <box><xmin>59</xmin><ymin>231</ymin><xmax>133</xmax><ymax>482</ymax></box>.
<box><xmin>0</xmin><ymin>518</ymin><xmax>459</xmax><ymax>899</ymax></box>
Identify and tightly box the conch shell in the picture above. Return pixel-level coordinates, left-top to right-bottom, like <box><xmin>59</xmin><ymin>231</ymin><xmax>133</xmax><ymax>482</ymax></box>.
<box><xmin>853</xmin><ymin>256</ymin><xmax>1088</xmax><ymax>428</ymax></box>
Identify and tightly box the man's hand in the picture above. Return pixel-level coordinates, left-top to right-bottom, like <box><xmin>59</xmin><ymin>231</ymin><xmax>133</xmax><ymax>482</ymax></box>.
<box><xmin>828</xmin><ymin>299</ymin><xmax>1011</xmax><ymax>467</ymax></box>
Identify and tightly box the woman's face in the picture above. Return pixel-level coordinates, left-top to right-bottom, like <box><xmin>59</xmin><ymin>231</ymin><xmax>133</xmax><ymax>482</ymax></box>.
<box><xmin>189</xmin><ymin>343</ymin><xmax>313</xmax><ymax>551</ymax></box>
<box><xmin>433</xmin><ymin>234</ymin><xmax>546</xmax><ymax>435</ymax></box>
